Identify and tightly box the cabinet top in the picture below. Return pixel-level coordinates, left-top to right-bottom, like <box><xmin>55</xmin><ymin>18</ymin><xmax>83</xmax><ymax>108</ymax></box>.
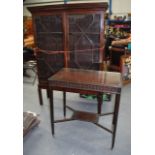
<box><xmin>28</xmin><ymin>2</ymin><xmax>108</xmax><ymax>13</ymax></box>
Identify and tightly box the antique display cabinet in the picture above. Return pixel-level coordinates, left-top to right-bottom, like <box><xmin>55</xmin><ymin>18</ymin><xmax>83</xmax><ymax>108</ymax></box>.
<box><xmin>28</xmin><ymin>3</ymin><xmax>108</xmax><ymax>105</ymax></box>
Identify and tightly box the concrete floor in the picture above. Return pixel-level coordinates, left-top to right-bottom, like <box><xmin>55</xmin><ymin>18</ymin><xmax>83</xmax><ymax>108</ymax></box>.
<box><xmin>23</xmin><ymin>77</ymin><xmax>131</xmax><ymax>155</ymax></box>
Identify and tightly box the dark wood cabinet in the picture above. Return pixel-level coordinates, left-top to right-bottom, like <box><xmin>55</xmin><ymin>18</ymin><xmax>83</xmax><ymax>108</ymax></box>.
<box><xmin>28</xmin><ymin>3</ymin><xmax>108</xmax><ymax>105</ymax></box>
<box><xmin>28</xmin><ymin>3</ymin><xmax>108</xmax><ymax>70</ymax></box>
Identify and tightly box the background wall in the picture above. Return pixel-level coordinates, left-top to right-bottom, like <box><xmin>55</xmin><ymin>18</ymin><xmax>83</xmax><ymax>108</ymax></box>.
<box><xmin>112</xmin><ymin>0</ymin><xmax>131</xmax><ymax>14</ymax></box>
<box><xmin>23</xmin><ymin>0</ymin><xmax>131</xmax><ymax>16</ymax></box>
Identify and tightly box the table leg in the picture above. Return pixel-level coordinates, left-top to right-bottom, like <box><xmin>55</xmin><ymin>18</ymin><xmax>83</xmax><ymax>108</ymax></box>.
<box><xmin>111</xmin><ymin>94</ymin><xmax>121</xmax><ymax>149</ymax></box>
<box><xmin>46</xmin><ymin>89</ymin><xmax>50</xmax><ymax>98</ymax></box>
<box><xmin>63</xmin><ymin>91</ymin><xmax>66</xmax><ymax>117</ymax></box>
<box><xmin>38</xmin><ymin>87</ymin><xmax>43</xmax><ymax>105</ymax></box>
<box><xmin>97</xmin><ymin>93</ymin><xmax>103</xmax><ymax>114</ymax></box>
<box><xmin>49</xmin><ymin>89</ymin><xmax>55</xmax><ymax>135</ymax></box>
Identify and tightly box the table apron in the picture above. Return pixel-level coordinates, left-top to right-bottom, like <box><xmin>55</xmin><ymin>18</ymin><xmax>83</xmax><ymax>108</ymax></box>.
<box><xmin>48</xmin><ymin>86</ymin><xmax>121</xmax><ymax>94</ymax></box>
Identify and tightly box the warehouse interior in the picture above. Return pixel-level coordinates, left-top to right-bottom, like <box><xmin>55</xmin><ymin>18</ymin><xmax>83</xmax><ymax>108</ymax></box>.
<box><xmin>23</xmin><ymin>0</ymin><xmax>131</xmax><ymax>155</ymax></box>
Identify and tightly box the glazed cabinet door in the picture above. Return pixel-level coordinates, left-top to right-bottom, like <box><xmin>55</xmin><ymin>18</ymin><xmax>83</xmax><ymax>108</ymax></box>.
<box><xmin>33</xmin><ymin>14</ymin><xmax>65</xmax><ymax>78</ymax></box>
<box><xmin>34</xmin><ymin>15</ymin><xmax>63</xmax><ymax>51</ymax></box>
<box><xmin>67</xmin><ymin>12</ymin><xmax>105</xmax><ymax>70</ymax></box>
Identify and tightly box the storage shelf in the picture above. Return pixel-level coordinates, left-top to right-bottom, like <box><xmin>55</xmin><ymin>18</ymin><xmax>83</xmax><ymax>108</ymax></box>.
<box><xmin>108</xmin><ymin>20</ymin><xmax>131</xmax><ymax>24</ymax></box>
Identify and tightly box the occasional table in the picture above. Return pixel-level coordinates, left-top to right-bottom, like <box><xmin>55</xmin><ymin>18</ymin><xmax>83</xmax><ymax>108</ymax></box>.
<box><xmin>48</xmin><ymin>68</ymin><xmax>122</xmax><ymax>149</ymax></box>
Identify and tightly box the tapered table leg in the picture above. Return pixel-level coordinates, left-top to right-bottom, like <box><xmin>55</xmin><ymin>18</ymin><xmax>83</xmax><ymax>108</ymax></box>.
<box><xmin>97</xmin><ymin>93</ymin><xmax>103</xmax><ymax>114</ymax></box>
<box><xmin>46</xmin><ymin>89</ymin><xmax>50</xmax><ymax>98</ymax></box>
<box><xmin>49</xmin><ymin>89</ymin><xmax>54</xmax><ymax>135</ymax></box>
<box><xmin>63</xmin><ymin>91</ymin><xmax>66</xmax><ymax>117</ymax></box>
<box><xmin>111</xmin><ymin>93</ymin><xmax>121</xmax><ymax>149</ymax></box>
<box><xmin>38</xmin><ymin>87</ymin><xmax>43</xmax><ymax>105</ymax></box>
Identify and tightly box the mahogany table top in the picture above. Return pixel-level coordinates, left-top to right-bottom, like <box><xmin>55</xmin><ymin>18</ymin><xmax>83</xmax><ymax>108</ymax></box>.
<box><xmin>48</xmin><ymin>68</ymin><xmax>122</xmax><ymax>94</ymax></box>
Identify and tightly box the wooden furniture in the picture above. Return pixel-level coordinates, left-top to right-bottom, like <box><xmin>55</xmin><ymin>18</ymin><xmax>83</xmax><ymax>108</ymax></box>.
<box><xmin>108</xmin><ymin>46</ymin><xmax>131</xmax><ymax>84</ymax></box>
<box><xmin>48</xmin><ymin>68</ymin><xmax>122</xmax><ymax>149</ymax></box>
<box><xmin>109</xmin><ymin>46</ymin><xmax>127</xmax><ymax>72</ymax></box>
<box><xmin>28</xmin><ymin>3</ymin><xmax>108</xmax><ymax>105</ymax></box>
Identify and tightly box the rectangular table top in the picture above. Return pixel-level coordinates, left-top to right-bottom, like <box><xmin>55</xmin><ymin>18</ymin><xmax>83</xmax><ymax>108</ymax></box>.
<box><xmin>48</xmin><ymin>68</ymin><xmax>122</xmax><ymax>94</ymax></box>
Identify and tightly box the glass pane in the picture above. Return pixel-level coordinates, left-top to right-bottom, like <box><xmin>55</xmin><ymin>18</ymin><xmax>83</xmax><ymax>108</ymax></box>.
<box><xmin>68</xmin><ymin>13</ymin><xmax>101</xmax><ymax>69</ymax></box>
<box><xmin>35</xmin><ymin>15</ymin><xmax>63</xmax><ymax>50</ymax></box>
